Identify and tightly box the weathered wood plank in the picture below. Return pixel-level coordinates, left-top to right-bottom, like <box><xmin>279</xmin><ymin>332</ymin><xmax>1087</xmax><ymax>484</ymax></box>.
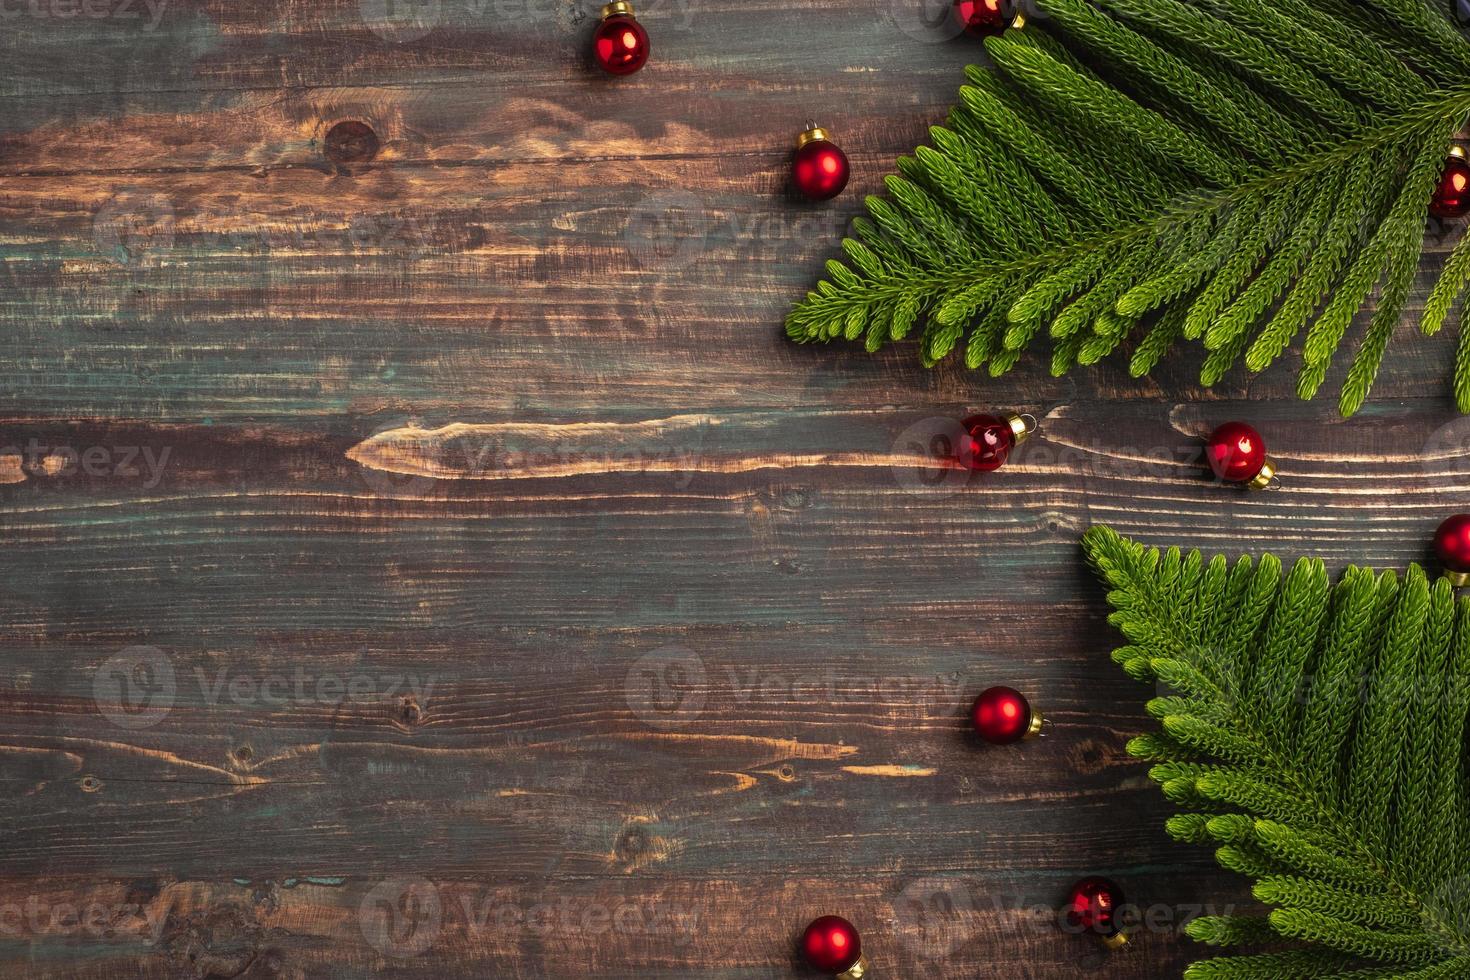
<box><xmin>2</xmin><ymin>0</ymin><xmax>1467</xmax><ymax>976</ymax></box>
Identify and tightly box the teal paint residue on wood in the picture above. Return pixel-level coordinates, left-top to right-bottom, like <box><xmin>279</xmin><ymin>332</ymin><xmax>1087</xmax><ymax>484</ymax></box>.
<box><xmin>7</xmin><ymin>941</ymin><xmax>121</xmax><ymax>962</ymax></box>
<box><xmin>231</xmin><ymin>876</ymin><xmax>347</xmax><ymax>888</ymax></box>
<box><xmin>282</xmin><ymin>876</ymin><xmax>347</xmax><ymax>888</ymax></box>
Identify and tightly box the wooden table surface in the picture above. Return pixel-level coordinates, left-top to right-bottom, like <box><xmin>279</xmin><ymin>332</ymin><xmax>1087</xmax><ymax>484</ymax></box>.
<box><xmin>2</xmin><ymin>1</ymin><xmax>1465</xmax><ymax>977</ymax></box>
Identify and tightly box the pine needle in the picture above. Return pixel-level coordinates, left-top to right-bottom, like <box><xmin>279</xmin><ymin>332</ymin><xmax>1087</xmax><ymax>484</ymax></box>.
<box><xmin>786</xmin><ymin>0</ymin><xmax>1470</xmax><ymax>415</ymax></box>
<box><xmin>1083</xmin><ymin>526</ymin><xmax>1470</xmax><ymax>976</ymax></box>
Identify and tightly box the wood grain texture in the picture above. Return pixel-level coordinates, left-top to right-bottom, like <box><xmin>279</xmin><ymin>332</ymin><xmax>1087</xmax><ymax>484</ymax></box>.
<box><xmin>0</xmin><ymin>2</ymin><xmax>1464</xmax><ymax>977</ymax></box>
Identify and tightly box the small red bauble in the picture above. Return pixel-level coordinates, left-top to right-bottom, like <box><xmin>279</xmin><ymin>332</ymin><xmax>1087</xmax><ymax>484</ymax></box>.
<box><xmin>792</xmin><ymin>127</ymin><xmax>850</xmax><ymax>202</ymax></box>
<box><xmin>971</xmin><ymin>686</ymin><xmax>1042</xmax><ymax>744</ymax></box>
<box><xmin>953</xmin><ymin>0</ymin><xmax>1019</xmax><ymax>37</ymax></box>
<box><xmin>801</xmin><ymin>916</ymin><xmax>865</xmax><ymax>976</ymax></box>
<box><xmin>1431</xmin><ymin>151</ymin><xmax>1470</xmax><ymax>219</ymax></box>
<box><xmin>1434</xmin><ymin>514</ymin><xmax>1470</xmax><ymax>586</ymax></box>
<box><xmin>593</xmin><ymin>1</ymin><xmax>649</xmax><ymax>76</ymax></box>
<box><xmin>1064</xmin><ymin>876</ymin><xmax>1128</xmax><ymax>948</ymax></box>
<box><xmin>956</xmin><ymin>412</ymin><xmax>1036</xmax><ymax>472</ymax></box>
<box><xmin>1205</xmin><ymin>421</ymin><xmax>1276</xmax><ymax>489</ymax></box>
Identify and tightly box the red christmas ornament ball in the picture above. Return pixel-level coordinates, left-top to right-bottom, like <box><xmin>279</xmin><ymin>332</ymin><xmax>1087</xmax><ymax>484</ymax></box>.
<box><xmin>1205</xmin><ymin>421</ymin><xmax>1271</xmax><ymax>486</ymax></box>
<box><xmin>957</xmin><ymin>413</ymin><xmax>1016</xmax><ymax>472</ymax></box>
<box><xmin>1434</xmin><ymin>514</ymin><xmax>1470</xmax><ymax>583</ymax></box>
<box><xmin>1431</xmin><ymin>153</ymin><xmax>1470</xmax><ymax>219</ymax></box>
<box><xmin>954</xmin><ymin>0</ymin><xmax>1014</xmax><ymax>37</ymax></box>
<box><xmin>793</xmin><ymin>130</ymin><xmax>850</xmax><ymax>202</ymax></box>
<box><xmin>801</xmin><ymin>916</ymin><xmax>861</xmax><ymax>974</ymax></box>
<box><xmin>971</xmin><ymin>686</ymin><xmax>1039</xmax><ymax>744</ymax></box>
<box><xmin>593</xmin><ymin>3</ymin><xmax>649</xmax><ymax>76</ymax></box>
<box><xmin>1065</xmin><ymin>876</ymin><xmax>1126</xmax><ymax>940</ymax></box>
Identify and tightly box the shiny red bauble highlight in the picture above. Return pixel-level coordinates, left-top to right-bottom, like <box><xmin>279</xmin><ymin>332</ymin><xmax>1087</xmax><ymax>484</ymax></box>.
<box><xmin>801</xmin><ymin>916</ymin><xmax>862</xmax><ymax>974</ymax></box>
<box><xmin>1205</xmin><ymin>421</ymin><xmax>1275</xmax><ymax>488</ymax></box>
<box><xmin>1434</xmin><ymin>514</ymin><xmax>1470</xmax><ymax>585</ymax></box>
<box><xmin>954</xmin><ymin>0</ymin><xmax>1015</xmax><ymax>37</ymax></box>
<box><xmin>1065</xmin><ymin>876</ymin><xmax>1127</xmax><ymax>946</ymax></box>
<box><xmin>792</xmin><ymin>129</ymin><xmax>850</xmax><ymax>202</ymax></box>
<box><xmin>1431</xmin><ymin>152</ymin><xmax>1470</xmax><ymax>219</ymax></box>
<box><xmin>593</xmin><ymin>2</ymin><xmax>648</xmax><ymax>75</ymax></box>
<box><xmin>972</xmin><ymin>686</ymin><xmax>1041</xmax><ymax>744</ymax></box>
<box><xmin>958</xmin><ymin>413</ymin><xmax>1016</xmax><ymax>472</ymax></box>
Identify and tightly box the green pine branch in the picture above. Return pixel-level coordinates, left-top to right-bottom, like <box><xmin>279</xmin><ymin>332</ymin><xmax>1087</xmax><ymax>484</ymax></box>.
<box><xmin>1083</xmin><ymin>525</ymin><xmax>1470</xmax><ymax>978</ymax></box>
<box><xmin>786</xmin><ymin>0</ymin><xmax>1470</xmax><ymax>415</ymax></box>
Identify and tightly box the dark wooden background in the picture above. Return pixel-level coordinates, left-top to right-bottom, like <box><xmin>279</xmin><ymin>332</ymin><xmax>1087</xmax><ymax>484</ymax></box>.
<box><xmin>2</xmin><ymin>1</ymin><xmax>1466</xmax><ymax>977</ymax></box>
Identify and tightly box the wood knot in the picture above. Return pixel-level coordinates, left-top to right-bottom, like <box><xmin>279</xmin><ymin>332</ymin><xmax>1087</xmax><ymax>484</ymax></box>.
<box><xmin>79</xmin><ymin>774</ymin><xmax>102</xmax><ymax>793</ymax></box>
<box><xmin>155</xmin><ymin>902</ymin><xmax>264</xmax><ymax>979</ymax></box>
<box><xmin>615</xmin><ymin>825</ymin><xmax>649</xmax><ymax>862</ymax></box>
<box><xmin>399</xmin><ymin>697</ymin><xmax>423</xmax><ymax>726</ymax></box>
<box><xmin>1068</xmin><ymin>739</ymin><xmax>1111</xmax><ymax>776</ymax></box>
<box><xmin>778</xmin><ymin>488</ymin><xmax>811</xmax><ymax>510</ymax></box>
<box><xmin>125</xmin><ymin>879</ymin><xmax>162</xmax><ymax>906</ymax></box>
<box><xmin>324</xmin><ymin>121</ymin><xmax>380</xmax><ymax>165</ymax></box>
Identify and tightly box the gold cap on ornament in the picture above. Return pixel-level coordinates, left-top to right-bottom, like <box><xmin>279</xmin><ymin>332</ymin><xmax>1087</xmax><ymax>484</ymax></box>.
<box><xmin>601</xmin><ymin>0</ymin><xmax>633</xmax><ymax>17</ymax></box>
<box><xmin>797</xmin><ymin>125</ymin><xmax>832</xmax><ymax>149</ymax></box>
<box><xmin>837</xmin><ymin>954</ymin><xmax>870</xmax><ymax>980</ymax></box>
<box><xmin>1006</xmin><ymin>413</ymin><xmax>1039</xmax><ymax>444</ymax></box>
<box><xmin>1246</xmin><ymin>457</ymin><xmax>1277</xmax><ymax>491</ymax></box>
<box><xmin>1103</xmin><ymin>931</ymin><xmax>1129</xmax><ymax>950</ymax></box>
<box><xmin>1024</xmin><ymin>707</ymin><xmax>1044</xmax><ymax>739</ymax></box>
